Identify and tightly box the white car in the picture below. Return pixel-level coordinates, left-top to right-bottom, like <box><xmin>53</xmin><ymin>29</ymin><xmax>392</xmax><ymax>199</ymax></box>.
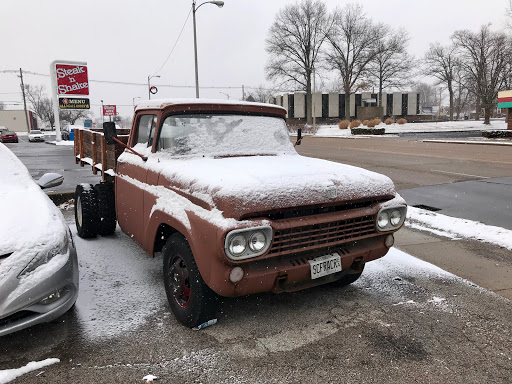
<box><xmin>0</xmin><ymin>143</ymin><xmax>79</xmax><ymax>336</ymax></box>
<box><xmin>28</xmin><ymin>130</ymin><xmax>45</xmax><ymax>142</ymax></box>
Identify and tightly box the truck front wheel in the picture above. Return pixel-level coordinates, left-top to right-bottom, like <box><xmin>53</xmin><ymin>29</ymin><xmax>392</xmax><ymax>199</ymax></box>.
<box><xmin>163</xmin><ymin>233</ymin><xmax>219</xmax><ymax>328</ymax></box>
<box><xmin>75</xmin><ymin>184</ymin><xmax>99</xmax><ymax>238</ymax></box>
<box><xmin>333</xmin><ymin>264</ymin><xmax>365</xmax><ymax>287</ymax></box>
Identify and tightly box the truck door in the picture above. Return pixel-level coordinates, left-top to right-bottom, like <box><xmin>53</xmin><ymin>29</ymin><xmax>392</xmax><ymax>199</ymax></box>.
<box><xmin>116</xmin><ymin>114</ymin><xmax>157</xmax><ymax>246</ymax></box>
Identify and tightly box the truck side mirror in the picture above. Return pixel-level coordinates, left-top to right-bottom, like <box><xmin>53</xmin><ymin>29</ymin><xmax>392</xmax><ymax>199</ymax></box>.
<box><xmin>103</xmin><ymin>122</ymin><xmax>117</xmax><ymax>145</ymax></box>
<box><xmin>295</xmin><ymin>127</ymin><xmax>302</xmax><ymax>146</ymax></box>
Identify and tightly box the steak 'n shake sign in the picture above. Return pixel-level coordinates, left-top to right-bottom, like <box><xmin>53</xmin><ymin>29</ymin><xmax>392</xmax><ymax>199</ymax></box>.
<box><xmin>56</xmin><ymin>64</ymin><xmax>89</xmax><ymax>95</ymax></box>
<box><xmin>50</xmin><ymin>60</ymin><xmax>89</xmax><ymax>141</ymax></box>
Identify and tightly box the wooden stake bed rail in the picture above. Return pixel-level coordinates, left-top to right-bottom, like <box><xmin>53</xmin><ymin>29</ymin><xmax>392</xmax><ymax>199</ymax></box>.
<box><xmin>74</xmin><ymin>128</ymin><xmax>130</xmax><ymax>181</ymax></box>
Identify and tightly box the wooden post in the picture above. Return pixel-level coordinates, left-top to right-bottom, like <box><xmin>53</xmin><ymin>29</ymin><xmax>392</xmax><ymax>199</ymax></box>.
<box><xmin>92</xmin><ymin>132</ymin><xmax>98</xmax><ymax>175</ymax></box>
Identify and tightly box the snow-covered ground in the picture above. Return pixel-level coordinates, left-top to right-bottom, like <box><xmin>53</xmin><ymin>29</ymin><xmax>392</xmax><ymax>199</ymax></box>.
<box><xmin>406</xmin><ymin>207</ymin><xmax>512</xmax><ymax>250</ymax></box>
<box><xmin>314</xmin><ymin>120</ymin><xmax>507</xmax><ymax>138</ymax></box>
<box><xmin>0</xmin><ymin>359</ymin><xmax>59</xmax><ymax>384</ymax></box>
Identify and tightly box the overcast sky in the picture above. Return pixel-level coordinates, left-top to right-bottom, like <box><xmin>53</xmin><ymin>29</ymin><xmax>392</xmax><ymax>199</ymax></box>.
<box><xmin>0</xmin><ymin>0</ymin><xmax>508</xmax><ymax>119</ymax></box>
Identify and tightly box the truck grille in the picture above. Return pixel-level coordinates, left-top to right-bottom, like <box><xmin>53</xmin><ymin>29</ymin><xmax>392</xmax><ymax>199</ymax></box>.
<box><xmin>268</xmin><ymin>215</ymin><xmax>376</xmax><ymax>256</ymax></box>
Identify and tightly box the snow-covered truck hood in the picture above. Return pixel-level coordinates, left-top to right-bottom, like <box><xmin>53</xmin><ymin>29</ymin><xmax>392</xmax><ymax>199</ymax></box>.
<box><xmin>146</xmin><ymin>154</ymin><xmax>397</xmax><ymax>219</ymax></box>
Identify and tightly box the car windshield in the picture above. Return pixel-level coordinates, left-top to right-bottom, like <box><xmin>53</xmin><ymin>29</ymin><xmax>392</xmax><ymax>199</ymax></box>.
<box><xmin>156</xmin><ymin>114</ymin><xmax>295</xmax><ymax>157</ymax></box>
<box><xmin>31</xmin><ymin>130</ymin><xmax>42</xmax><ymax>134</ymax></box>
<box><xmin>4</xmin><ymin>132</ymin><xmax>15</xmax><ymax>135</ymax></box>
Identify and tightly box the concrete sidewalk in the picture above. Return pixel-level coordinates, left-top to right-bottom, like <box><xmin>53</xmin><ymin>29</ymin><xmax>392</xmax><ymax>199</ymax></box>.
<box><xmin>395</xmin><ymin>226</ymin><xmax>512</xmax><ymax>300</ymax></box>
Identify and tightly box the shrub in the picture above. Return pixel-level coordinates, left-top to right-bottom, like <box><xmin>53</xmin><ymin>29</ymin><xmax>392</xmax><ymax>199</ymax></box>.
<box><xmin>366</xmin><ymin>120</ymin><xmax>376</xmax><ymax>128</ymax></box>
<box><xmin>349</xmin><ymin>120</ymin><xmax>361</xmax><ymax>129</ymax></box>
<box><xmin>351</xmin><ymin>127</ymin><xmax>386</xmax><ymax>135</ymax></box>
<box><xmin>385</xmin><ymin>118</ymin><xmax>394</xmax><ymax>125</ymax></box>
<box><xmin>362</xmin><ymin>120</ymin><xmax>369</xmax><ymax>126</ymax></box>
<box><xmin>397</xmin><ymin>118</ymin><xmax>407</xmax><ymax>125</ymax></box>
<box><xmin>482</xmin><ymin>130</ymin><xmax>512</xmax><ymax>139</ymax></box>
<box><xmin>373</xmin><ymin>118</ymin><xmax>382</xmax><ymax>125</ymax></box>
<box><xmin>338</xmin><ymin>120</ymin><xmax>350</xmax><ymax>129</ymax></box>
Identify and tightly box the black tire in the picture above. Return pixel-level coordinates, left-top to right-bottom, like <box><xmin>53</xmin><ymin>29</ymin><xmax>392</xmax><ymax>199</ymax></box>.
<box><xmin>163</xmin><ymin>233</ymin><xmax>219</xmax><ymax>328</ymax></box>
<box><xmin>94</xmin><ymin>183</ymin><xmax>117</xmax><ymax>236</ymax></box>
<box><xmin>333</xmin><ymin>264</ymin><xmax>365</xmax><ymax>287</ymax></box>
<box><xmin>75</xmin><ymin>184</ymin><xmax>99</xmax><ymax>238</ymax></box>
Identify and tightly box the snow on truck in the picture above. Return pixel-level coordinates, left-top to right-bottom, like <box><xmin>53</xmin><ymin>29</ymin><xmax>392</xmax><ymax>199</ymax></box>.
<box><xmin>73</xmin><ymin>99</ymin><xmax>407</xmax><ymax>328</ymax></box>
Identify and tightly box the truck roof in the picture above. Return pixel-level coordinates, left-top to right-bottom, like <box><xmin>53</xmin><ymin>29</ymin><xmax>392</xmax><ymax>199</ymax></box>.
<box><xmin>134</xmin><ymin>98</ymin><xmax>286</xmax><ymax>115</ymax></box>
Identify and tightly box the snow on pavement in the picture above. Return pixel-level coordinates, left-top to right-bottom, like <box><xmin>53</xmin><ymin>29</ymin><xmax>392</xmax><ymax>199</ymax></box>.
<box><xmin>314</xmin><ymin>120</ymin><xmax>506</xmax><ymax>138</ymax></box>
<box><xmin>0</xmin><ymin>358</ymin><xmax>60</xmax><ymax>384</ymax></box>
<box><xmin>405</xmin><ymin>206</ymin><xmax>512</xmax><ymax>250</ymax></box>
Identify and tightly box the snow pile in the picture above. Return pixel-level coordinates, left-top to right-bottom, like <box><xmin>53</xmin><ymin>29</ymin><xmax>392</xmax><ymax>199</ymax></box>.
<box><xmin>406</xmin><ymin>206</ymin><xmax>512</xmax><ymax>250</ymax></box>
<box><xmin>0</xmin><ymin>358</ymin><xmax>60</xmax><ymax>384</ymax></box>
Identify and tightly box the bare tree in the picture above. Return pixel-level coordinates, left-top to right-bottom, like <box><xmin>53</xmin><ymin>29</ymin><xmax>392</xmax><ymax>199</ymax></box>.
<box><xmin>246</xmin><ymin>85</ymin><xmax>274</xmax><ymax>103</ymax></box>
<box><xmin>266</xmin><ymin>0</ymin><xmax>334</xmax><ymax>124</ymax></box>
<box><xmin>325</xmin><ymin>4</ymin><xmax>380</xmax><ymax>119</ymax></box>
<box><xmin>453</xmin><ymin>25</ymin><xmax>512</xmax><ymax>124</ymax></box>
<box><xmin>368</xmin><ymin>27</ymin><xmax>414</xmax><ymax>109</ymax></box>
<box><xmin>412</xmin><ymin>82</ymin><xmax>439</xmax><ymax>111</ymax></box>
<box><xmin>60</xmin><ymin>110</ymin><xmax>90</xmax><ymax>125</ymax></box>
<box><xmin>424</xmin><ymin>43</ymin><xmax>459</xmax><ymax>121</ymax></box>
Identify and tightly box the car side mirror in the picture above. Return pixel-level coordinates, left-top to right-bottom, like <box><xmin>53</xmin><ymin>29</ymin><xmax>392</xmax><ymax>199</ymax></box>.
<box><xmin>103</xmin><ymin>122</ymin><xmax>117</xmax><ymax>145</ymax></box>
<box><xmin>37</xmin><ymin>173</ymin><xmax>64</xmax><ymax>189</ymax></box>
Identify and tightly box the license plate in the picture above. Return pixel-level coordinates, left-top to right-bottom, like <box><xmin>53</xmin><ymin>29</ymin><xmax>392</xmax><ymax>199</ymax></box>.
<box><xmin>309</xmin><ymin>253</ymin><xmax>342</xmax><ymax>280</ymax></box>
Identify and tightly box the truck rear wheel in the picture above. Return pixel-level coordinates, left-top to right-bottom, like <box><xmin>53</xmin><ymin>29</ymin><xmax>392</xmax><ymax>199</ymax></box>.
<box><xmin>163</xmin><ymin>233</ymin><xmax>219</xmax><ymax>328</ymax></box>
<box><xmin>94</xmin><ymin>182</ymin><xmax>117</xmax><ymax>236</ymax></box>
<box><xmin>75</xmin><ymin>184</ymin><xmax>99</xmax><ymax>238</ymax></box>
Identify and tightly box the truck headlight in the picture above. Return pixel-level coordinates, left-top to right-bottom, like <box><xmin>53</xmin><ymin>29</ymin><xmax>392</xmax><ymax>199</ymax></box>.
<box><xmin>18</xmin><ymin>234</ymin><xmax>69</xmax><ymax>277</ymax></box>
<box><xmin>376</xmin><ymin>206</ymin><xmax>407</xmax><ymax>232</ymax></box>
<box><xmin>225</xmin><ymin>226</ymin><xmax>272</xmax><ymax>260</ymax></box>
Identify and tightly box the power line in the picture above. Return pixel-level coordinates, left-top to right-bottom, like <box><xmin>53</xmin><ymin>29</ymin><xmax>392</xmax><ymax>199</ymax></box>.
<box><xmin>152</xmin><ymin>6</ymin><xmax>192</xmax><ymax>76</ymax></box>
<box><xmin>2</xmin><ymin>69</ymin><xmax>285</xmax><ymax>92</ymax></box>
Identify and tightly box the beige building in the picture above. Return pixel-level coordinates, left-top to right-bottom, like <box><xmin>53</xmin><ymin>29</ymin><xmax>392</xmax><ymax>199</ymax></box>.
<box><xmin>0</xmin><ymin>110</ymin><xmax>38</xmax><ymax>132</ymax></box>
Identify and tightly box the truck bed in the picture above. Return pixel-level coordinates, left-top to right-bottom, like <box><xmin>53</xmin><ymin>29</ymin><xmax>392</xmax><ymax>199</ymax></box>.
<box><xmin>74</xmin><ymin>128</ymin><xmax>130</xmax><ymax>181</ymax></box>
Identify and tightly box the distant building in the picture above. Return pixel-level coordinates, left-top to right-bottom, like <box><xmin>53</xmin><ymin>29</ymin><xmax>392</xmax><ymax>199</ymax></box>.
<box><xmin>0</xmin><ymin>110</ymin><xmax>38</xmax><ymax>132</ymax></box>
<box><xmin>269</xmin><ymin>92</ymin><xmax>421</xmax><ymax>121</ymax></box>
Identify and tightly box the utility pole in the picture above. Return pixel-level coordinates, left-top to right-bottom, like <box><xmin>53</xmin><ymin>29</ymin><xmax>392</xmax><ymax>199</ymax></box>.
<box><xmin>242</xmin><ymin>85</ymin><xmax>245</xmax><ymax>101</ymax></box>
<box><xmin>312</xmin><ymin>67</ymin><xmax>316</xmax><ymax>134</ymax></box>
<box><xmin>18</xmin><ymin>68</ymin><xmax>30</xmax><ymax>133</ymax></box>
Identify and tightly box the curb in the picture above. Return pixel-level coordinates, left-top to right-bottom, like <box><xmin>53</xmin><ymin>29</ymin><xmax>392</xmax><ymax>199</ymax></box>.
<box><xmin>46</xmin><ymin>190</ymin><xmax>75</xmax><ymax>205</ymax></box>
<box><xmin>422</xmin><ymin>139</ymin><xmax>512</xmax><ymax>146</ymax></box>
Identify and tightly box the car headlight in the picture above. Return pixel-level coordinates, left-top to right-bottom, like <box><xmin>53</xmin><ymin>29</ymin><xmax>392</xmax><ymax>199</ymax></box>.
<box><xmin>225</xmin><ymin>226</ymin><xmax>272</xmax><ymax>260</ymax></box>
<box><xmin>376</xmin><ymin>206</ymin><xmax>407</xmax><ymax>232</ymax></box>
<box><xmin>18</xmin><ymin>234</ymin><xmax>69</xmax><ymax>277</ymax></box>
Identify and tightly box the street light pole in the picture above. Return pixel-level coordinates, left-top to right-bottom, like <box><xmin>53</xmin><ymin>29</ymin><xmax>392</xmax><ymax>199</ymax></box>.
<box><xmin>192</xmin><ymin>0</ymin><xmax>224</xmax><ymax>99</ymax></box>
<box><xmin>101</xmin><ymin>100</ymin><xmax>104</xmax><ymax>124</ymax></box>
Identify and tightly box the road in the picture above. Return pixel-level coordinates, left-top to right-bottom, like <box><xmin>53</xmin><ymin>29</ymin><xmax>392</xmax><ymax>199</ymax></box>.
<box><xmin>1</xmin><ymin>134</ymin><xmax>511</xmax><ymax>383</ymax></box>
<box><xmin>2</xmin><ymin>136</ymin><xmax>101</xmax><ymax>192</ymax></box>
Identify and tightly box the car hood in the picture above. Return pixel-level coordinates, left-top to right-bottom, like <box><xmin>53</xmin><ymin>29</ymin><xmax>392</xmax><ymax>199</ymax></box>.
<box><xmin>0</xmin><ymin>146</ymin><xmax>67</xmax><ymax>282</ymax></box>
<box><xmin>153</xmin><ymin>154</ymin><xmax>396</xmax><ymax>219</ymax></box>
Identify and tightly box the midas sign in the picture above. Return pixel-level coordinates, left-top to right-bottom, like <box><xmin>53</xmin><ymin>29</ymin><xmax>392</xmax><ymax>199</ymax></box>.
<box><xmin>56</xmin><ymin>64</ymin><xmax>89</xmax><ymax>95</ymax></box>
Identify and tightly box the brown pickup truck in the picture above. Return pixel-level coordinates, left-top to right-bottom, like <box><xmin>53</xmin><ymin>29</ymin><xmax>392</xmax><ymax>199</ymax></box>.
<box><xmin>73</xmin><ymin>99</ymin><xmax>407</xmax><ymax>328</ymax></box>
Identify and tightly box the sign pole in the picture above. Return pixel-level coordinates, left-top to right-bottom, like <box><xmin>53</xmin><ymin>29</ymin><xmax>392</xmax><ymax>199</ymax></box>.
<box><xmin>50</xmin><ymin>61</ymin><xmax>62</xmax><ymax>141</ymax></box>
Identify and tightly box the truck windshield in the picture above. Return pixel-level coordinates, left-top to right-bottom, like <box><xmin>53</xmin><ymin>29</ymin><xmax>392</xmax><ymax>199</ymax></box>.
<box><xmin>156</xmin><ymin>114</ymin><xmax>295</xmax><ymax>157</ymax></box>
